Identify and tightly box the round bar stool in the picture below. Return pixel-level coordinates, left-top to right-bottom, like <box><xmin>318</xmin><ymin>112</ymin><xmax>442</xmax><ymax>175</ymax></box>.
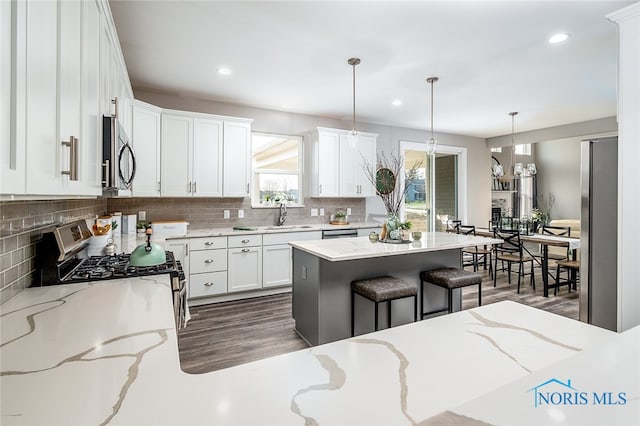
<box><xmin>420</xmin><ymin>267</ymin><xmax>483</xmax><ymax>318</ymax></box>
<box><xmin>351</xmin><ymin>276</ymin><xmax>418</xmax><ymax>337</ymax></box>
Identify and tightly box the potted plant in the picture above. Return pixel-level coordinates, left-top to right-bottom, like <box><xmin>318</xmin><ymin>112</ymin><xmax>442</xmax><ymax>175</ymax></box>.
<box><xmin>399</xmin><ymin>221</ymin><xmax>412</xmax><ymax>240</ymax></box>
<box><xmin>333</xmin><ymin>210</ymin><xmax>347</xmax><ymax>224</ymax></box>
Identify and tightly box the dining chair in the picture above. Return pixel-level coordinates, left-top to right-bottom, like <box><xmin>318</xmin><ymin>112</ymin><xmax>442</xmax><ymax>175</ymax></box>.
<box><xmin>457</xmin><ymin>224</ymin><xmax>493</xmax><ymax>277</ymax></box>
<box><xmin>492</xmin><ymin>229</ymin><xmax>535</xmax><ymax>293</ymax></box>
<box><xmin>531</xmin><ymin>225</ymin><xmax>572</xmax><ymax>261</ymax></box>
<box><xmin>554</xmin><ymin>259</ymin><xmax>580</xmax><ymax>294</ymax></box>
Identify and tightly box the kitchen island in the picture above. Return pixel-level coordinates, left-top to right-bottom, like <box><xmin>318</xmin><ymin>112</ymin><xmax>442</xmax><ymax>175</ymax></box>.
<box><xmin>289</xmin><ymin>232</ymin><xmax>502</xmax><ymax>345</ymax></box>
<box><xmin>2</xmin><ymin>277</ymin><xmax>635</xmax><ymax>426</ymax></box>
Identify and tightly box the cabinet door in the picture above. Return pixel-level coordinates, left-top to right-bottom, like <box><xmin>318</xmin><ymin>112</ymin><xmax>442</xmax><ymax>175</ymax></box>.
<box><xmin>132</xmin><ymin>101</ymin><xmax>161</xmax><ymax>196</ymax></box>
<box><xmin>1</xmin><ymin>0</ymin><xmax>25</xmax><ymax>194</ymax></box>
<box><xmin>161</xmin><ymin>113</ymin><xmax>192</xmax><ymax>196</ymax></box>
<box><xmin>355</xmin><ymin>133</ymin><xmax>377</xmax><ymax>197</ymax></box>
<box><xmin>316</xmin><ymin>131</ymin><xmax>340</xmax><ymax>197</ymax></box>
<box><xmin>222</xmin><ymin>121</ymin><xmax>250</xmax><ymax>196</ymax></box>
<box><xmin>165</xmin><ymin>239</ymin><xmax>190</xmax><ymax>278</ymax></box>
<box><xmin>24</xmin><ymin>0</ymin><xmax>61</xmax><ymax>194</ymax></box>
<box><xmin>339</xmin><ymin>133</ymin><xmax>359</xmax><ymax>197</ymax></box>
<box><xmin>262</xmin><ymin>244</ymin><xmax>292</xmax><ymax>287</ymax></box>
<box><xmin>58</xmin><ymin>0</ymin><xmax>83</xmax><ymax>193</ymax></box>
<box><xmin>81</xmin><ymin>0</ymin><xmax>102</xmax><ymax>196</ymax></box>
<box><xmin>193</xmin><ymin>118</ymin><xmax>223</xmax><ymax>197</ymax></box>
<box><xmin>228</xmin><ymin>247</ymin><xmax>262</xmax><ymax>292</ymax></box>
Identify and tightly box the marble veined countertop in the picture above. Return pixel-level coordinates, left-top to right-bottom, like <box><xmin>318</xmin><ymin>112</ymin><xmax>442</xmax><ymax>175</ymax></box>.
<box><xmin>164</xmin><ymin>221</ymin><xmax>381</xmax><ymax>239</ymax></box>
<box><xmin>2</xmin><ymin>276</ymin><xmax>628</xmax><ymax>426</ymax></box>
<box><xmin>290</xmin><ymin>231</ymin><xmax>503</xmax><ymax>261</ymax></box>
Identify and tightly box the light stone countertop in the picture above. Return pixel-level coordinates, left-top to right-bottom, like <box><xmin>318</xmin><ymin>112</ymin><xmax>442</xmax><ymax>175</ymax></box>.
<box><xmin>163</xmin><ymin>221</ymin><xmax>381</xmax><ymax>239</ymax></box>
<box><xmin>1</xmin><ymin>276</ymin><xmax>629</xmax><ymax>426</ymax></box>
<box><xmin>290</xmin><ymin>231</ymin><xmax>503</xmax><ymax>261</ymax></box>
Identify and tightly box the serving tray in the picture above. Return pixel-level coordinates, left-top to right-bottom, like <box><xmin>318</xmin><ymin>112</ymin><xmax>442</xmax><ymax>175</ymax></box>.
<box><xmin>379</xmin><ymin>239</ymin><xmax>412</xmax><ymax>244</ymax></box>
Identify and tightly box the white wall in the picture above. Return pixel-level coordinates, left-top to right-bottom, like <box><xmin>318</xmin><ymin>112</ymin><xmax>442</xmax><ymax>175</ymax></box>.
<box><xmin>135</xmin><ymin>89</ymin><xmax>492</xmax><ymax>228</ymax></box>
<box><xmin>536</xmin><ymin>138</ymin><xmax>582</xmax><ymax>220</ymax></box>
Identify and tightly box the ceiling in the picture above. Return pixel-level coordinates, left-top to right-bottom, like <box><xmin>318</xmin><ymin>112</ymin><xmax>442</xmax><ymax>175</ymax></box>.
<box><xmin>109</xmin><ymin>0</ymin><xmax>632</xmax><ymax>139</ymax></box>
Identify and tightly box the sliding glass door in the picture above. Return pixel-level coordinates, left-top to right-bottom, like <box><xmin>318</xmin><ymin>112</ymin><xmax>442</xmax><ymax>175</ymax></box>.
<box><xmin>401</xmin><ymin>142</ymin><xmax>466</xmax><ymax>232</ymax></box>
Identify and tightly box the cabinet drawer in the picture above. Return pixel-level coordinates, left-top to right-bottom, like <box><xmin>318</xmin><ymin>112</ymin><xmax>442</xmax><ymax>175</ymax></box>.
<box><xmin>228</xmin><ymin>234</ymin><xmax>262</xmax><ymax>248</ymax></box>
<box><xmin>189</xmin><ymin>271</ymin><xmax>227</xmax><ymax>298</ymax></box>
<box><xmin>190</xmin><ymin>249</ymin><xmax>227</xmax><ymax>274</ymax></box>
<box><xmin>190</xmin><ymin>236</ymin><xmax>227</xmax><ymax>251</ymax></box>
<box><xmin>262</xmin><ymin>232</ymin><xmax>302</xmax><ymax>246</ymax></box>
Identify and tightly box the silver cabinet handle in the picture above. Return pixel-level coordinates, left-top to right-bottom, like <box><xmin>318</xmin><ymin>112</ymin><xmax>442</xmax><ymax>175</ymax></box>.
<box><xmin>246</xmin><ymin>183</ymin><xmax>249</xmax><ymax>193</ymax></box>
<box><xmin>241</xmin><ymin>248</ymin><xmax>250</xmax><ymax>253</ymax></box>
<box><xmin>185</xmin><ymin>243</ymin><xmax>189</xmax><ymax>256</ymax></box>
<box><xmin>241</xmin><ymin>239</ymin><xmax>250</xmax><ymax>244</ymax></box>
<box><xmin>157</xmin><ymin>181</ymin><xmax>161</xmax><ymax>192</ymax></box>
<box><xmin>101</xmin><ymin>159</ymin><xmax>110</xmax><ymax>187</ymax></box>
<box><xmin>112</xmin><ymin>97</ymin><xmax>119</xmax><ymax>118</ymax></box>
<box><xmin>188</xmin><ymin>181</ymin><xmax>192</xmax><ymax>193</ymax></box>
<box><xmin>319</xmin><ymin>184</ymin><xmax>322</xmax><ymax>194</ymax></box>
<box><xmin>204</xmin><ymin>282</ymin><xmax>214</xmax><ymax>287</ymax></box>
<box><xmin>193</xmin><ymin>181</ymin><xmax>197</xmax><ymax>193</ymax></box>
<box><xmin>61</xmin><ymin>136</ymin><xmax>79</xmax><ymax>180</ymax></box>
<box><xmin>204</xmin><ymin>259</ymin><xmax>214</xmax><ymax>264</ymax></box>
<box><xmin>204</xmin><ymin>241</ymin><xmax>214</xmax><ymax>246</ymax></box>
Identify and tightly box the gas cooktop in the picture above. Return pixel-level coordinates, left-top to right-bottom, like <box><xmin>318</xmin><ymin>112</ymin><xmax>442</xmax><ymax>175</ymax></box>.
<box><xmin>65</xmin><ymin>252</ymin><xmax>177</xmax><ymax>282</ymax></box>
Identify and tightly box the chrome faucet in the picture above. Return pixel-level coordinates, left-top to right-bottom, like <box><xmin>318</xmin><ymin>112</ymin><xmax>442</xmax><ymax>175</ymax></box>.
<box><xmin>278</xmin><ymin>202</ymin><xmax>287</xmax><ymax>226</ymax></box>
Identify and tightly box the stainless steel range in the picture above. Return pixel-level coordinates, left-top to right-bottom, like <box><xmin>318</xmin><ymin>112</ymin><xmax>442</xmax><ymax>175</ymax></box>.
<box><xmin>37</xmin><ymin>220</ymin><xmax>187</xmax><ymax>329</ymax></box>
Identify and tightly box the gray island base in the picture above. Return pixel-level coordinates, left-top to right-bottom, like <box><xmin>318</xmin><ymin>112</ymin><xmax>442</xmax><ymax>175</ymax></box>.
<box><xmin>290</xmin><ymin>233</ymin><xmax>501</xmax><ymax>346</ymax></box>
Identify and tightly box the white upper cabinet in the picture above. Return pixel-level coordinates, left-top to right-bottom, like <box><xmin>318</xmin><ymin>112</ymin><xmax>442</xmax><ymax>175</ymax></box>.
<box><xmin>132</xmin><ymin>100</ymin><xmax>162</xmax><ymax>196</ymax></box>
<box><xmin>23</xmin><ymin>0</ymin><xmax>60</xmax><ymax>195</ymax></box>
<box><xmin>193</xmin><ymin>118</ymin><xmax>223</xmax><ymax>196</ymax></box>
<box><xmin>222</xmin><ymin>121</ymin><xmax>251</xmax><ymax>197</ymax></box>
<box><xmin>1</xmin><ymin>0</ymin><xmax>132</xmax><ymax>198</ymax></box>
<box><xmin>58</xmin><ymin>0</ymin><xmax>83</xmax><ymax>194</ymax></box>
<box><xmin>308</xmin><ymin>130</ymin><xmax>340</xmax><ymax>197</ymax></box>
<box><xmin>0</xmin><ymin>0</ymin><xmax>24</xmax><ymax>194</ymax></box>
<box><xmin>307</xmin><ymin>127</ymin><xmax>377</xmax><ymax>198</ymax></box>
<box><xmin>81</xmin><ymin>0</ymin><xmax>103</xmax><ymax>196</ymax></box>
<box><xmin>161</xmin><ymin>111</ymin><xmax>193</xmax><ymax>196</ymax></box>
<box><xmin>159</xmin><ymin>109</ymin><xmax>251</xmax><ymax>197</ymax></box>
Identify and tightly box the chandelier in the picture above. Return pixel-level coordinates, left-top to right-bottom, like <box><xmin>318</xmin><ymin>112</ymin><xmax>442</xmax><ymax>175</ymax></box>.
<box><xmin>491</xmin><ymin>112</ymin><xmax>537</xmax><ymax>180</ymax></box>
<box><xmin>348</xmin><ymin>57</ymin><xmax>360</xmax><ymax>137</ymax></box>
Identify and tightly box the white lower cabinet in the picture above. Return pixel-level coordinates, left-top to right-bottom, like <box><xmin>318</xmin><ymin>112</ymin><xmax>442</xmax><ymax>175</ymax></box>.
<box><xmin>190</xmin><ymin>271</ymin><xmax>227</xmax><ymax>298</ymax></box>
<box><xmin>183</xmin><ymin>230</ymin><xmax>323</xmax><ymax>300</ymax></box>
<box><xmin>165</xmin><ymin>239</ymin><xmax>189</xmax><ymax>274</ymax></box>
<box><xmin>262</xmin><ymin>244</ymin><xmax>292</xmax><ymax>287</ymax></box>
<box><xmin>186</xmin><ymin>236</ymin><xmax>228</xmax><ymax>299</ymax></box>
<box><xmin>228</xmin><ymin>234</ymin><xmax>263</xmax><ymax>293</ymax></box>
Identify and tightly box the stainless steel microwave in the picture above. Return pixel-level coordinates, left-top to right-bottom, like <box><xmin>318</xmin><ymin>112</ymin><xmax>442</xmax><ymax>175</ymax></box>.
<box><xmin>102</xmin><ymin>115</ymin><xmax>136</xmax><ymax>192</ymax></box>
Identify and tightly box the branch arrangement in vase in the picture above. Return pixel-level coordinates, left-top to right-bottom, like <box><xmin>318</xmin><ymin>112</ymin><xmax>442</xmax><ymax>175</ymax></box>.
<box><xmin>362</xmin><ymin>150</ymin><xmax>422</xmax><ymax>214</ymax></box>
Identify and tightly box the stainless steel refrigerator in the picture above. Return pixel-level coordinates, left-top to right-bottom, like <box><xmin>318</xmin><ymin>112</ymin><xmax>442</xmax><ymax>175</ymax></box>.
<box><xmin>580</xmin><ymin>136</ymin><xmax>618</xmax><ymax>331</ymax></box>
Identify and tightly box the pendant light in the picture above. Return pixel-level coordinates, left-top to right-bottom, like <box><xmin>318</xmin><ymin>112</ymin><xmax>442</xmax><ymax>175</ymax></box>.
<box><xmin>426</xmin><ymin>77</ymin><xmax>439</xmax><ymax>156</ymax></box>
<box><xmin>492</xmin><ymin>112</ymin><xmax>537</xmax><ymax>180</ymax></box>
<box><xmin>348</xmin><ymin>57</ymin><xmax>360</xmax><ymax>147</ymax></box>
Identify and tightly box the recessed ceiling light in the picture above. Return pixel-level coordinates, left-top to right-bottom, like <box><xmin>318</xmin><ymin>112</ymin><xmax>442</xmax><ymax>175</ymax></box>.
<box><xmin>217</xmin><ymin>67</ymin><xmax>232</xmax><ymax>76</ymax></box>
<box><xmin>392</xmin><ymin>99</ymin><xmax>403</xmax><ymax>106</ymax></box>
<box><xmin>281</xmin><ymin>104</ymin><xmax>291</xmax><ymax>109</ymax></box>
<box><xmin>548</xmin><ymin>33</ymin><xmax>570</xmax><ymax>44</ymax></box>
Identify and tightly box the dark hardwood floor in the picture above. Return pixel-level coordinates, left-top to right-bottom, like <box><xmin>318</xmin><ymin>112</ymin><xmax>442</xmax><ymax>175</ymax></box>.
<box><xmin>178</xmin><ymin>265</ymin><xmax>578</xmax><ymax>374</ymax></box>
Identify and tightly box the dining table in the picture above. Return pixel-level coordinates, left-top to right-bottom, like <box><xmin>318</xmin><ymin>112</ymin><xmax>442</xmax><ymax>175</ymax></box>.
<box><xmin>475</xmin><ymin>228</ymin><xmax>581</xmax><ymax>297</ymax></box>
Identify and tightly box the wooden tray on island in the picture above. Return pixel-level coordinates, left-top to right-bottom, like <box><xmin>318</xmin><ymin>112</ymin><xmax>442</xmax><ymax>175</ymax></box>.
<box><xmin>329</xmin><ymin>221</ymin><xmax>350</xmax><ymax>225</ymax></box>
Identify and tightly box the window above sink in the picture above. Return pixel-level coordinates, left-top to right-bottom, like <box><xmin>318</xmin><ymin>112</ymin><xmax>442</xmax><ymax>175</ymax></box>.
<box><xmin>251</xmin><ymin>132</ymin><xmax>304</xmax><ymax>208</ymax></box>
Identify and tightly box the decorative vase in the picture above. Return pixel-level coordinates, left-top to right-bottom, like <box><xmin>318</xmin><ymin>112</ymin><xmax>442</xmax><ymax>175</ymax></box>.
<box><xmin>385</xmin><ymin>212</ymin><xmax>402</xmax><ymax>240</ymax></box>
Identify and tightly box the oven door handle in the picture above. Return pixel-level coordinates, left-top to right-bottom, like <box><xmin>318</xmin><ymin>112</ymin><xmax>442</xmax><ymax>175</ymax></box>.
<box><xmin>118</xmin><ymin>142</ymin><xmax>136</xmax><ymax>189</ymax></box>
